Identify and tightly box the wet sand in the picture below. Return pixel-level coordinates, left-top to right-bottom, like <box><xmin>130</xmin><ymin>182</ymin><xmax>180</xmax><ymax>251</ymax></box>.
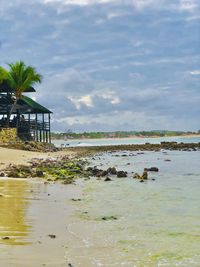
<box><xmin>0</xmin><ymin>178</ymin><xmax>84</xmax><ymax>267</ymax></box>
<box><xmin>0</xmin><ymin>146</ymin><xmax>77</xmax><ymax>170</ymax></box>
<box><xmin>0</xmin><ymin>147</ymin><xmax>80</xmax><ymax>266</ymax></box>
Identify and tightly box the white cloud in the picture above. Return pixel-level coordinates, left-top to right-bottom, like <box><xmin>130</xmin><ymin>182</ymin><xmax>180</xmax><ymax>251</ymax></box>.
<box><xmin>43</xmin><ymin>0</ymin><xmax>116</xmax><ymax>6</ymax></box>
<box><xmin>100</xmin><ymin>91</ymin><xmax>120</xmax><ymax>104</ymax></box>
<box><xmin>190</xmin><ymin>70</ymin><xmax>200</xmax><ymax>75</ymax></box>
<box><xmin>69</xmin><ymin>95</ymin><xmax>94</xmax><ymax>109</ymax></box>
<box><xmin>179</xmin><ymin>0</ymin><xmax>199</xmax><ymax>12</ymax></box>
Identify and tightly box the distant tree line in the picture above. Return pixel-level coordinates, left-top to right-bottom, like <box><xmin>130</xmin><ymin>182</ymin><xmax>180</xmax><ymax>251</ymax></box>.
<box><xmin>51</xmin><ymin>130</ymin><xmax>198</xmax><ymax>140</ymax></box>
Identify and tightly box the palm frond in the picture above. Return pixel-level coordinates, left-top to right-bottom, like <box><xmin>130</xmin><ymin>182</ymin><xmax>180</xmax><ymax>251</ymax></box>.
<box><xmin>0</xmin><ymin>66</ymin><xmax>8</xmax><ymax>84</ymax></box>
<box><xmin>7</xmin><ymin>61</ymin><xmax>42</xmax><ymax>98</ymax></box>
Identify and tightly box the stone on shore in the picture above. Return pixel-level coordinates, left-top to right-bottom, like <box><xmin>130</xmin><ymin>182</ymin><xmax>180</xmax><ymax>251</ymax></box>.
<box><xmin>144</xmin><ymin>167</ymin><xmax>159</xmax><ymax>172</ymax></box>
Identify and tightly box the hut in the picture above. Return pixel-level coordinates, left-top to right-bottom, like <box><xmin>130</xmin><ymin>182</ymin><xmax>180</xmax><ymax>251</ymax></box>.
<box><xmin>0</xmin><ymin>82</ymin><xmax>52</xmax><ymax>143</ymax></box>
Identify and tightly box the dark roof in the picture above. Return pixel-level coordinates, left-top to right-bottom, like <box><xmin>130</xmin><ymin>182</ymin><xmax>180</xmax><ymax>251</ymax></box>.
<box><xmin>18</xmin><ymin>96</ymin><xmax>52</xmax><ymax>114</ymax></box>
<box><xmin>0</xmin><ymin>94</ymin><xmax>52</xmax><ymax>114</ymax></box>
<box><xmin>0</xmin><ymin>81</ymin><xmax>36</xmax><ymax>93</ymax></box>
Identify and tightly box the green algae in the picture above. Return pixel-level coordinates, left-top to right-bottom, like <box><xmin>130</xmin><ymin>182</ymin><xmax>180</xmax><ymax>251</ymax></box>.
<box><xmin>150</xmin><ymin>252</ymin><xmax>186</xmax><ymax>261</ymax></box>
<box><xmin>5</xmin><ymin>157</ymin><xmax>89</xmax><ymax>184</ymax></box>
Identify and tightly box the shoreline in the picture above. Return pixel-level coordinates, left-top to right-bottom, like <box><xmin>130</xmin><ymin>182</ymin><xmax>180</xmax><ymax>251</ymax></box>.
<box><xmin>52</xmin><ymin>134</ymin><xmax>200</xmax><ymax>142</ymax></box>
<box><xmin>1</xmin><ymin>144</ymin><xmax>200</xmax><ymax>266</ymax></box>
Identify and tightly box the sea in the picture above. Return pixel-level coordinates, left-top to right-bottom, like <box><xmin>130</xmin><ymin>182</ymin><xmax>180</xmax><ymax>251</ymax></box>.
<box><xmin>52</xmin><ymin>136</ymin><xmax>200</xmax><ymax>148</ymax></box>
<box><xmin>0</xmin><ymin>136</ymin><xmax>200</xmax><ymax>266</ymax></box>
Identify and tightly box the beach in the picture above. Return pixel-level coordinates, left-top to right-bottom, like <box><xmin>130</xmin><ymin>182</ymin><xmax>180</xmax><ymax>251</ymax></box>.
<box><xmin>0</xmin><ymin>144</ymin><xmax>200</xmax><ymax>266</ymax></box>
<box><xmin>0</xmin><ymin>146</ymin><xmax>83</xmax><ymax>267</ymax></box>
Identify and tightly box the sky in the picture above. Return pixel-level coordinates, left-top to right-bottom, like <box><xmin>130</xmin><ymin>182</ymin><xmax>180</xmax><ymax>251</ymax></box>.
<box><xmin>0</xmin><ymin>0</ymin><xmax>200</xmax><ymax>132</ymax></box>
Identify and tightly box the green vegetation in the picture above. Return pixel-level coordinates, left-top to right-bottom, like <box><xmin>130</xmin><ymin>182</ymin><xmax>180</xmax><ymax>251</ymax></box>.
<box><xmin>0</xmin><ymin>61</ymin><xmax>42</xmax><ymax>125</ymax></box>
<box><xmin>4</xmin><ymin>156</ymin><xmax>89</xmax><ymax>184</ymax></box>
<box><xmin>51</xmin><ymin>130</ymin><xmax>197</xmax><ymax>140</ymax></box>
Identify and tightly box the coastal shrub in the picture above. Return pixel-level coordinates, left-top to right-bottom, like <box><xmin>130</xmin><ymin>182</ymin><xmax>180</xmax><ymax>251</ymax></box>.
<box><xmin>0</xmin><ymin>128</ymin><xmax>17</xmax><ymax>143</ymax></box>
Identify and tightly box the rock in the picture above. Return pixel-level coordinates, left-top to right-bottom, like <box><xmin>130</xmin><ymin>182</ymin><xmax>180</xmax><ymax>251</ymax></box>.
<box><xmin>117</xmin><ymin>171</ymin><xmax>127</xmax><ymax>178</ymax></box>
<box><xmin>101</xmin><ymin>170</ymin><xmax>108</xmax><ymax>176</ymax></box>
<box><xmin>141</xmin><ymin>171</ymin><xmax>148</xmax><ymax>180</ymax></box>
<box><xmin>104</xmin><ymin>177</ymin><xmax>112</xmax><ymax>181</ymax></box>
<box><xmin>48</xmin><ymin>234</ymin><xmax>56</xmax><ymax>239</ymax></box>
<box><xmin>0</xmin><ymin>172</ymin><xmax>4</xmax><ymax>177</ymax></box>
<box><xmin>102</xmin><ymin>216</ymin><xmax>117</xmax><ymax>221</ymax></box>
<box><xmin>133</xmin><ymin>172</ymin><xmax>148</xmax><ymax>180</ymax></box>
<box><xmin>144</xmin><ymin>167</ymin><xmax>159</xmax><ymax>172</ymax></box>
<box><xmin>36</xmin><ymin>170</ymin><xmax>44</xmax><ymax>177</ymax></box>
<box><xmin>133</xmin><ymin>173</ymin><xmax>141</xmax><ymax>179</ymax></box>
<box><xmin>107</xmin><ymin>167</ymin><xmax>117</xmax><ymax>175</ymax></box>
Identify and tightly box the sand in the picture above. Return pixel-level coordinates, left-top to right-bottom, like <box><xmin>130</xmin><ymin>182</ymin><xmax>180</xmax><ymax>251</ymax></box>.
<box><xmin>0</xmin><ymin>146</ymin><xmax>82</xmax><ymax>267</ymax></box>
<box><xmin>0</xmin><ymin>146</ymin><xmax>77</xmax><ymax>171</ymax></box>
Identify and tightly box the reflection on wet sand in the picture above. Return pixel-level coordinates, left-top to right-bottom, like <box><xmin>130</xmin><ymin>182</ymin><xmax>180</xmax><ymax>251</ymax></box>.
<box><xmin>0</xmin><ymin>179</ymin><xmax>30</xmax><ymax>245</ymax></box>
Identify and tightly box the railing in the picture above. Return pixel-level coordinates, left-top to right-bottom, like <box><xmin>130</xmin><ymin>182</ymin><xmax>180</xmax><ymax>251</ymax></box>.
<box><xmin>25</xmin><ymin>119</ymin><xmax>50</xmax><ymax>131</ymax></box>
<box><xmin>0</xmin><ymin>119</ymin><xmax>50</xmax><ymax>131</ymax></box>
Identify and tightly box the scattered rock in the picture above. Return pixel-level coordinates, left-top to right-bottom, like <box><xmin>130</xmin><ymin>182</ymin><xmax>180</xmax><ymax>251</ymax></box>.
<box><xmin>144</xmin><ymin>167</ymin><xmax>159</xmax><ymax>172</ymax></box>
<box><xmin>133</xmin><ymin>172</ymin><xmax>148</xmax><ymax>180</ymax></box>
<box><xmin>133</xmin><ymin>173</ymin><xmax>141</xmax><ymax>179</ymax></box>
<box><xmin>102</xmin><ymin>216</ymin><xmax>117</xmax><ymax>221</ymax></box>
<box><xmin>104</xmin><ymin>177</ymin><xmax>112</xmax><ymax>181</ymax></box>
<box><xmin>48</xmin><ymin>234</ymin><xmax>56</xmax><ymax>239</ymax></box>
<box><xmin>107</xmin><ymin>167</ymin><xmax>117</xmax><ymax>175</ymax></box>
<box><xmin>142</xmin><ymin>171</ymin><xmax>148</xmax><ymax>180</ymax></box>
<box><xmin>117</xmin><ymin>171</ymin><xmax>127</xmax><ymax>178</ymax></box>
<box><xmin>36</xmin><ymin>170</ymin><xmax>44</xmax><ymax>177</ymax></box>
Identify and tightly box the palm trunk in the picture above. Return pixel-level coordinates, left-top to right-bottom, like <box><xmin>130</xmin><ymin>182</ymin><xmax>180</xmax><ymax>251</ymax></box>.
<box><xmin>7</xmin><ymin>98</ymin><xmax>18</xmax><ymax>127</ymax></box>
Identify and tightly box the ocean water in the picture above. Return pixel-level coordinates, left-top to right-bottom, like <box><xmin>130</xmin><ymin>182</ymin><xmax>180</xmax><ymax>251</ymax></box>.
<box><xmin>52</xmin><ymin>136</ymin><xmax>200</xmax><ymax>148</ymax></box>
<box><xmin>0</xmin><ymin>150</ymin><xmax>200</xmax><ymax>266</ymax></box>
<box><xmin>66</xmin><ymin>150</ymin><xmax>200</xmax><ymax>266</ymax></box>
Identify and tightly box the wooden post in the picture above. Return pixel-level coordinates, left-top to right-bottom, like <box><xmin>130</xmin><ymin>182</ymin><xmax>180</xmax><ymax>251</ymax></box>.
<box><xmin>48</xmin><ymin>113</ymin><xmax>51</xmax><ymax>143</ymax></box>
<box><xmin>42</xmin><ymin>114</ymin><xmax>45</xmax><ymax>142</ymax></box>
<box><xmin>36</xmin><ymin>113</ymin><xmax>38</xmax><ymax>142</ymax></box>
<box><xmin>39</xmin><ymin>130</ymin><xmax>42</xmax><ymax>142</ymax></box>
<box><xmin>46</xmin><ymin>130</ymin><xmax>48</xmax><ymax>143</ymax></box>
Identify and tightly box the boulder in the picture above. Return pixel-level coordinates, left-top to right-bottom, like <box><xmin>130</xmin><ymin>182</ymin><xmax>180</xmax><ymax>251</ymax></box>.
<box><xmin>133</xmin><ymin>173</ymin><xmax>141</xmax><ymax>179</ymax></box>
<box><xmin>107</xmin><ymin>167</ymin><xmax>117</xmax><ymax>175</ymax></box>
<box><xmin>104</xmin><ymin>177</ymin><xmax>112</xmax><ymax>181</ymax></box>
<box><xmin>144</xmin><ymin>167</ymin><xmax>159</xmax><ymax>172</ymax></box>
<box><xmin>142</xmin><ymin>171</ymin><xmax>148</xmax><ymax>180</ymax></box>
<box><xmin>36</xmin><ymin>170</ymin><xmax>44</xmax><ymax>177</ymax></box>
<box><xmin>117</xmin><ymin>171</ymin><xmax>127</xmax><ymax>178</ymax></box>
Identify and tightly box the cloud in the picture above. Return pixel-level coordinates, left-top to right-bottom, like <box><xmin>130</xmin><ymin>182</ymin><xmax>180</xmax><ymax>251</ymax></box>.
<box><xmin>0</xmin><ymin>0</ymin><xmax>199</xmax><ymax>132</ymax></box>
<box><xmin>69</xmin><ymin>95</ymin><xmax>94</xmax><ymax>109</ymax></box>
<box><xmin>190</xmin><ymin>70</ymin><xmax>200</xmax><ymax>75</ymax></box>
<box><xmin>179</xmin><ymin>0</ymin><xmax>199</xmax><ymax>12</ymax></box>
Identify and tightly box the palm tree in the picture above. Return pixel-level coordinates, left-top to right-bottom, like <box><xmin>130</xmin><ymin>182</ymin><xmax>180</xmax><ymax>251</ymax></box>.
<box><xmin>6</xmin><ymin>61</ymin><xmax>42</xmax><ymax>125</ymax></box>
<box><xmin>0</xmin><ymin>66</ymin><xmax>8</xmax><ymax>84</ymax></box>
